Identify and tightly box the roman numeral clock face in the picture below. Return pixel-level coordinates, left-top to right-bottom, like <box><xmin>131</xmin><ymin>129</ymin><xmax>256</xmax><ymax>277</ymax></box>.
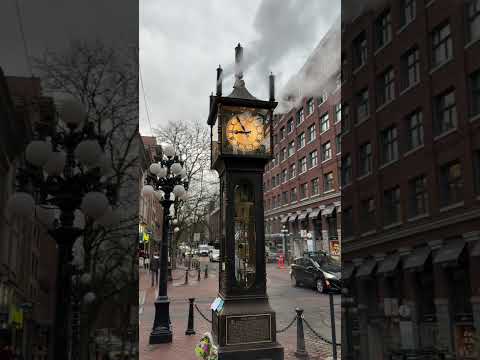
<box><xmin>226</xmin><ymin>112</ymin><xmax>265</xmax><ymax>152</ymax></box>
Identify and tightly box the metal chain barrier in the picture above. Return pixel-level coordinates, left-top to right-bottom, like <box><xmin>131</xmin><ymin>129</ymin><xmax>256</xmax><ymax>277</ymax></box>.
<box><xmin>170</xmin><ymin>272</ymin><xmax>185</xmax><ymax>281</ymax></box>
<box><xmin>301</xmin><ymin>316</ymin><xmax>341</xmax><ymax>347</ymax></box>
<box><xmin>188</xmin><ymin>270</ymin><xmax>199</xmax><ymax>278</ymax></box>
<box><xmin>194</xmin><ymin>304</ymin><xmax>212</xmax><ymax>324</ymax></box>
<box><xmin>276</xmin><ymin>313</ymin><xmax>298</xmax><ymax>333</ymax></box>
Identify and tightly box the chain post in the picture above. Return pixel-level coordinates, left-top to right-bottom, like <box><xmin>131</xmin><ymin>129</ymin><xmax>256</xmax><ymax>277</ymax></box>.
<box><xmin>185</xmin><ymin>298</ymin><xmax>196</xmax><ymax>335</ymax></box>
<box><xmin>294</xmin><ymin>308</ymin><xmax>309</xmax><ymax>359</ymax></box>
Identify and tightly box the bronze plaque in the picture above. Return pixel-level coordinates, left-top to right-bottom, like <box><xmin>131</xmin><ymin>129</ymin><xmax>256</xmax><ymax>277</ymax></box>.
<box><xmin>226</xmin><ymin>314</ymin><xmax>271</xmax><ymax>345</ymax></box>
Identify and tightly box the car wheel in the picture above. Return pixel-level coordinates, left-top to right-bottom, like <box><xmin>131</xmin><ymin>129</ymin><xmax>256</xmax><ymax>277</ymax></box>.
<box><xmin>291</xmin><ymin>273</ymin><xmax>299</xmax><ymax>287</ymax></box>
<box><xmin>316</xmin><ymin>278</ymin><xmax>325</xmax><ymax>293</ymax></box>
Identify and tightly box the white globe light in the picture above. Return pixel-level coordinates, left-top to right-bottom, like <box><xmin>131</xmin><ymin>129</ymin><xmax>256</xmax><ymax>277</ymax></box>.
<box><xmin>149</xmin><ymin>163</ymin><xmax>162</xmax><ymax>175</ymax></box>
<box><xmin>172</xmin><ymin>184</ymin><xmax>186</xmax><ymax>197</ymax></box>
<box><xmin>162</xmin><ymin>143</ymin><xmax>175</xmax><ymax>158</ymax></box>
<box><xmin>157</xmin><ymin>167</ymin><xmax>167</xmax><ymax>178</ymax></box>
<box><xmin>80</xmin><ymin>273</ymin><xmax>92</xmax><ymax>285</ymax></box>
<box><xmin>172</xmin><ymin>218</ymin><xmax>178</xmax><ymax>225</ymax></box>
<box><xmin>58</xmin><ymin>98</ymin><xmax>86</xmax><ymax>126</ymax></box>
<box><xmin>83</xmin><ymin>292</ymin><xmax>96</xmax><ymax>304</ymax></box>
<box><xmin>7</xmin><ymin>192</ymin><xmax>35</xmax><ymax>217</ymax></box>
<box><xmin>75</xmin><ymin>140</ymin><xmax>102</xmax><ymax>166</ymax></box>
<box><xmin>171</xmin><ymin>163</ymin><xmax>182</xmax><ymax>176</ymax></box>
<box><xmin>25</xmin><ymin>140</ymin><xmax>52</xmax><ymax>167</ymax></box>
<box><xmin>81</xmin><ymin>192</ymin><xmax>109</xmax><ymax>219</ymax></box>
<box><xmin>142</xmin><ymin>185</ymin><xmax>154</xmax><ymax>196</ymax></box>
<box><xmin>35</xmin><ymin>206</ymin><xmax>56</xmax><ymax>227</ymax></box>
<box><xmin>154</xmin><ymin>191</ymin><xmax>164</xmax><ymax>201</ymax></box>
<box><xmin>179</xmin><ymin>168</ymin><xmax>187</xmax><ymax>178</ymax></box>
<box><xmin>174</xmin><ymin>227</ymin><xmax>180</xmax><ymax>233</ymax></box>
<box><xmin>44</xmin><ymin>151</ymin><xmax>66</xmax><ymax>176</ymax></box>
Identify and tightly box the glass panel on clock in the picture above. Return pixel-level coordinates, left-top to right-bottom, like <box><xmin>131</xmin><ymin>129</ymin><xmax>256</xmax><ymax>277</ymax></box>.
<box><xmin>234</xmin><ymin>182</ymin><xmax>256</xmax><ymax>288</ymax></box>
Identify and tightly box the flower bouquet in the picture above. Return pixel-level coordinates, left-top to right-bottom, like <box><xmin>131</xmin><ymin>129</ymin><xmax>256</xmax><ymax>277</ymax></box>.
<box><xmin>194</xmin><ymin>332</ymin><xmax>218</xmax><ymax>360</ymax></box>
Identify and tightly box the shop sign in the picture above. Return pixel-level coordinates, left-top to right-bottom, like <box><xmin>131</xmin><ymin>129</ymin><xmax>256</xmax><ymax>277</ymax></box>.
<box><xmin>330</xmin><ymin>240</ymin><xmax>340</xmax><ymax>256</ymax></box>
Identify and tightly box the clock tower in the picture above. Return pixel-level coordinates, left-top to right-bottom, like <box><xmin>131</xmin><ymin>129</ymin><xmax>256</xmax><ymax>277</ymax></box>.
<box><xmin>207</xmin><ymin>44</ymin><xmax>284</xmax><ymax>360</ymax></box>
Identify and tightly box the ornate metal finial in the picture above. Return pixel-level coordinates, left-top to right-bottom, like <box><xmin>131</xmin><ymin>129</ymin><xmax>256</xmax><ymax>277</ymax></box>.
<box><xmin>234</xmin><ymin>43</ymin><xmax>244</xmax><ymax>88</ymax></box>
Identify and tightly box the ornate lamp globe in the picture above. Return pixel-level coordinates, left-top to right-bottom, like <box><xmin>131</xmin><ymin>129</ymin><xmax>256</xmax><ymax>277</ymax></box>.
<box><xmin>142</xmin><ymin>185</ymin><xmax>155</xmax><ymax>196</ymax></box>
<box><xmin>172</xmin><ymin>184</ymin><xmax>186</xmax><ymax>198</ymax></box>
<box><xmin>174</xmin><ymin>227</ymin><xmax>180</xmax><ymax>233</ymax></box>
<box><xmin>170</xmin><ymin>163</ymin><xmax>182</xmax><ymax>176</ymax></box>
<box><xmin>149</xmin><ymin>163</ymin><xmax>162</xmax><ymax>176</ymax></box>
<box><xmin>80</xmin><ymin>192</ymin><xmax>109</xmax><ymax>219</ymax></box>
<box><xmin>25</xmin><ymin>140</ymin><xmax>52</xmax><ymax>167</ymax></box>
<box><xmin>58</xmin><ymin>98</ymin><xmax>86</xmax><ymax>127</ymax></box>
<box><xmin>75</xmin><ymin>140</ymin><xmax>102</xmax><ymax>166</ymax></box>
<box><xmin>172</xmin><ymin>218</ymin><xmax>178</xmax><ymax>225</ymax></box>
<box><xmin>162</xmin><ymin>143</ymin><xmax>175</xmax><ymax>158</ymax></box>
<box><xmin>7</xmin><ymin>192</ymin><xmax>35</xmax><ymax>217</ymax></box>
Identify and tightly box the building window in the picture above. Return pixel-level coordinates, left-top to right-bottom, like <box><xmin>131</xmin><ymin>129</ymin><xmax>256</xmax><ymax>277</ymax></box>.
<box><xmin>406</xmin><ymin>110</ymin><xmax>424</xmax><ymax>150</ymax></box>
<box><xmin>343</xmin><ymin>207</ymin><xmax>353</xmax><ymax>237</ymax></box>
<box><xmin>276</xmin><ymin>174</ymin><xmax>280</xmax><ymax>186</ymax></box>
<box><xmin>434</xmin><ymin>89</ymin><xmax>457</xmax><ymax>136</ymax></box>
<box><xmin>299</xmin><ymin>157</ymin><xmax>307</xmax><ymax>173</ymax></box>
<box><xmin>375</xmin><ymin>10</ymin><xmax>392</xmax><ymax>49</ymax></box>
<box><xmin>401</xmin><ymin>47</ymin><xmax>420</xmax><ymax>90</ymax></box>
<box><xmin>280</xmin><ymin>147</ymin><xmax>287</xmax><ymax>162</ymax></box>
<box><xmin>439</xmin><ymin>161</ymin><xmax>463</xmax><ymax>206</ymax></box>
<box><xmin>474</xmin><ymin>150</ymin><xmax>480</xmax><ymax>193</ymax></box>
<box><xmin>296</xmin><ymin>108</ymin><xmax>305</xmax><ymax>125</ymax></box>
<box><xmin>317</xmin><ymin>92</ymin><xmax>328</xmax><ymax>106</ymax></box>
<box><xmin>341</xmin><ymin>103</ymin><xmax>350</xmax><ymax>133</ymax></box>
<box><xmin>300</xmin><ymin>183</ymin><xmax>308</xmax><ymax>199</ymax></box>
<box><xmin>377</xmin><ymin>67</ymin><xmax>395</xmax><ymax>106</ymax></box>
<box><xmin>308</xmin><ymin>150</ymin><xmax>318</xmax><ymax>168</ymax></box>
<box><xmin>307</xmin><ymin>124</ymin><xmax>316</xmax><ymax>143</ymax></box>
<box><xmin>271</xmin><ymin>176</ymin><xmax>276</xmax><ymax>188</ymax></box>
<box><xmin>341</xmin><ymin>154</ymin><xmax>352</xmax><ymax>186</ymax></box>
<box><xmin>466</xmin><ymin>0</ymin><xmax>480</xmax><ymax>43</ymax></box>
<box><xmin>431</xmin><ymin>22</ymin><xmax>452</xmax><ymax>68</ymax></box>
<box><xmin>359</xmin><ymin>142</ymin><xmax>372</xmax><ymax>176</ymax></box>
<box><xmin>356</xmin><ymin>88</ymin><xmax>369</xmax><ymax>122</ymax></box>
<box><xmin>291</xmin><ymin>187</ymin><xmax>297</xmax><ymax>202</ymax></box>
<box><xmin>288</xmin><ymin>141</ymin><xmax>295</xmax><ymax>157</ymax></box>
<box><xmin>282</xmin><ymin>191</ymin><xmax>288</xmax><ymax>205</ymax></box>
<box><xmin>289</xmin><ymin>163</ymin><xmax>296</xmax><ymax>179</ymax></box>
<box><xmin>275</xmin><ymin>153</ymin><xmax>280</xmax><ymax>165</ymax></box>
<box><xmin>287</xmin><ymin>118</ymin><xmax>294</xmax><ymax>133</ymax></box>
<box><xmin>469</xmin><ymin>69</ymin><xmax>480</xmax><ymax>117</ymax></box>
<box><xmin>297</xmin><ymin>133</ymin><xmax>305</xmax><ymax>149</ymax></box>
<box><xmin>324</xmin><ymin>172</ymin><xmax>334</xmax><ymax>192</ymax></box>
<box><xmin>282</xmin><ymin>169</ymin><xmax>287</xmax><ymax>183</ymax></box>
<box><xmin>383</xmin><ymin>186</ymin><xmax>401</xmax><ymax>225</ymax></box>
<box><xmin>409</xmin><ymin>175</ymin><xmax>428</xmax><ymax>217</ymax></box>
<box><xmin>380</xmin><ymin>126</ymin><xmax>399</xmax><ymax>164</ymax></box>
<box><xmin>353</xmin><ymin>31</ymin><xmax>368</xmax><ymax>70</ymax></box>
<box><xmin>400</xmin><ymin>0</ymin><xmax>416</xmax><ymax>27</ymax></box>
<box><xmin>307</xmin><ymin>98</ymin><xmax>315</xmax><ymax>115</ymax></box>
<box><xmin>311</xmin><ymin>178</ymin><xmax>319</xmax><ymax>196</ymax></box>
<box><xmin>320</xmin><ymin>113</ymin><xmax>330</xmax><ymax>132</ymax></box>
<box><xmin>279</xmin><ymin>127</ymin><xmax>285</xmax><ymax>140</ymax></box>
<box><xmin>335</xmin><ymin>103</ymin><xmax>342</xmax><ymax>123</ymax></box>
<box><xmin>341</xmin><ymin>53</ymin><xmax>347</xmax><ymax>83</ymax></box>
<box><xmin>321</xmin><ymin>142</ymin><xmax>332</xmax><ymax>162</ymax></box>
<box><xmin>361</xmin><ymin>197</ymin><xmax>376</xmax><ymax>233</ymax></box>
<box><xmin>336</xmin><ymin>134</ymin><xmax>341</xmax><ymax>154</ymax></box>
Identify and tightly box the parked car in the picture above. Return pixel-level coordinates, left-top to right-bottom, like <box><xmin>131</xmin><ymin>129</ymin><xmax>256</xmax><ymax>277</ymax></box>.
<box><xmin>266</xmin><ymin>250</ymin><xmax>279</xmax><ymax>263</ymax></box>
<box><xmin>290</xmin><ymin>254</ymin><xmax>341</xmax><ymax>293</ymax></box>
<box><xmin>198</xmin><ymin>244</ymin><xmax>210</xmax><ymax>256</ymax></box>
<box><xmin>209</xmin><ymin>249</ymin><xmax>220</xmax><ymax>262</ymax></box>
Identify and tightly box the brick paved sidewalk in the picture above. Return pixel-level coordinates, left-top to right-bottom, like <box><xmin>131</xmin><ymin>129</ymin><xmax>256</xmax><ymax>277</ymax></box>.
<box><xmin>139</xmin><ymin>266</ymin><xmax>338</xmax><ymax>360</ymax></box>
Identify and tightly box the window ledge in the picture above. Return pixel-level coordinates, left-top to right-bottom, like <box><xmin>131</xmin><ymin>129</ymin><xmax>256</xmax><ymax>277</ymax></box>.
<box><xmin>343</xmin><ymin>236</ymin><xmax>355</xmax><ymax>243</ymax></box>
<box><xmin>356</xmin><ymin>173</ymin><xmax>371</xmax><ymax>181</ymax></box>
<box><xmin>376</xmin><ymin>98</ymin><xmax>395</xmax><ymax>113</ymax></box>
<box><xmin>397</xmin><ymin>19</ymin><xmax>415</xmax><ymax>35</ymax></box>
<box><xmin>465</xmin><ymin>37</ymin><xmax>480</xmax><ymax>50</ymax></box>
<box><xmin>469</xmin><ymin>113</ymin><xmax>480</xmax><ymax>123</ymax></box>
<box><xmin>320</xmin><ymin>129</ymin><xmax>331</xmax><ymax>136</ymax></box>
<box><xmin>425</xmin><ymin>0</ymin><xmax>435</xmax><ymax>8</ymax></box>
<box><xmin>403</xmin><ymin>145</ymin><xmax>424</xmax><ymax>158</ymax></box>
<box><xmin>429</xmin><ymin>57</ymin><xmax>454</xmax><ymax>76</ymax></box>
<box><xmin>374</xmin><ymin>40</ymin><xmax>392</xmax><ymax>56</ymax></box>
<box><xmin>341</xmin><ymin>182</ymin><xmax>352</xmax><ymax>190</ymax></box>
<box><xmin>407</xmin><ymin>213</ymin><xmax>430</xmax><ymax>222</ymax></box>
<box><xmin>321</xmin><ymin>158</ymin><xmax>332</xmax><ymax>164</ymax></box>
<box><xmin>355</xmin><ymin>116</ymin><xmax>370</xmax><ymax>127</ymax></box>
<box><xmin>383</xmin><ymin>221</ymin><xmax>403</xmax><ymax>230</ymax></box>
<box><xmin>353</xmin><ymin>64</ymin><xmax>367</xmax><ymax>75</ymax></box>
<box><xmin>360</xmin><ymin>230</ymin><xmax>377</xmax><ymax>238</ymax></box>
<box><xmin>323</xmin><ymin>189</ymin><xmax>335</xmax><ymax>195</ymax></box>
<box><xmin>399</xmin><ymin>81</ymin><xmax>420</xmax><ymax>97</ymax></box>
<box><xmin>439</xmin><ymin>201</ymin><xmax>464</xmax><ymax>213</ymax></box>
<box><xmin>379</xmin><ymin>158</ymin><xmax>400</xmax><ymax>171</ymax></box>
<box><xmin>433</xmin><ymin>127</ymin><xmax>457</xmax><ymax>142</ymax></box>
<box><xmin>336</xmin><ymin>151</ymin><xmax>341</xmax><ymax>156</ymax></box>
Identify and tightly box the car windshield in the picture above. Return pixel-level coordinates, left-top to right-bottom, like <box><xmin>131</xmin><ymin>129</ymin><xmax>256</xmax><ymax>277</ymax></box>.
<box><xmin>311</xmin><ymin>256</ymin><xmax>340</xmax><ymax>273</ymax></box>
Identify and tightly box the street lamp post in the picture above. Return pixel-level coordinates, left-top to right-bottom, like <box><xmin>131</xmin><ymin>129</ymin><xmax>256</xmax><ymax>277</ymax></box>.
<box><xmin>7</xmin><ymin>98</ymin><xmax>118</xmax><ymax>360</ymax></box>
<box><xmin>143</xmin><ymin>144</ymin><xmax>189</xmax><ymax>344</ymax></box>
<box><xmin>281</xmin><ymin>225</ymin><xmax>289</xmax><ymax>265</ymax></box>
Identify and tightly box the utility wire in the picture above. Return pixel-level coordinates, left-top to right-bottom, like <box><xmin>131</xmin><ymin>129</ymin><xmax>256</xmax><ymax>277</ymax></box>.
<box><xmin>139</xmin><ymin>63</ymin><xmax>155</xmax><ymax>136</ymax></box>
<box><xmin>14</xmin><ymin>0</ymin><xmax>34</xmax><ymax>77</ymax></box>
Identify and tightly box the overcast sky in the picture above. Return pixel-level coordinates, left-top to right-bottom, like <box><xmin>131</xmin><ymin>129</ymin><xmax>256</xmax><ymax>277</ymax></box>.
<box><xmin>139</xmin><ymin>0</ymin><xmax>340</xmax><ymax>135</ymax></box>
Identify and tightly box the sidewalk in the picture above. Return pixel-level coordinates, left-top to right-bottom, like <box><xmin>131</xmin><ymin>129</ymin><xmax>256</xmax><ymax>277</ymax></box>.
<box><xmin>139</xmin><ymin>265</ymin><xmax>338</xmax><ymax>360</ymax></box>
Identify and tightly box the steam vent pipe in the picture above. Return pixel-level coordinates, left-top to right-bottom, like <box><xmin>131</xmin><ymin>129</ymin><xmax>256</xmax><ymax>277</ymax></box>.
<box><xmin>216</xmin><ymin>65</ymin><xmax>223</xmax><ymax>96</ymax></box>
<box><xmin>235</xmin><ymin>43</ymin><xmax>243</xmax><ymax>79</ymax></box>
<box><xmin>269</xmin><ymin>72</ymin><xmax>275</xmax><ymax>102</ymax></box>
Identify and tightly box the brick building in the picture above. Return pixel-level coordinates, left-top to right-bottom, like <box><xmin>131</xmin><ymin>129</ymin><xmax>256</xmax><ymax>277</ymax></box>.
<box><xmin>341</xmin><ymin>0</ymin><xmax>480</xmax><ymax>359</ymax></box>
<box><xmin>264</xmin><ymin>27</ymin><xmax>342</xmax><ymax>260</ymax></box>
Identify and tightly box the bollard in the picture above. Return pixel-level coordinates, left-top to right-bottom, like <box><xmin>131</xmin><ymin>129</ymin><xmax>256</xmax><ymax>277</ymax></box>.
<box><xmin>329</xmin><ymin>293</ymin><xmax>338</xmax><ymax>360</ymax></box>
<box><xmin>185</xmin><ymin>298</ymin><xmax>196</xmax><ymax>335</ymax></box>
<box><xmin>197</xmin><ymin>267</ymin><xmax>201</xmax><ymax>281</ymax></box>
<box><xmin>294</xmin><ymin>308</ymin><xmax>309</xmax><ymax>359</ymax></box>
<box><xmin>184</xmin><ymin>269</ymin><xmax>189</xmax><ymax>285</ymax></box>
<box><xmin>204</xmin><ymin>264</ymin><xmax>208</xmax><ymax>279</ymax></box>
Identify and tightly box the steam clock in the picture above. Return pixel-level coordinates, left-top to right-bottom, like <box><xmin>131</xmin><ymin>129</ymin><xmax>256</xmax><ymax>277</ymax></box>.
<box><xmin>207</xmin><ymin>44</ymin><xmax>284</xmax><ymax>360</ymax></box>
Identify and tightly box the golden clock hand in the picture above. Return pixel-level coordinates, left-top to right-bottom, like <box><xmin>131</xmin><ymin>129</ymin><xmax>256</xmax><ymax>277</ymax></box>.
<box><xmin>236</xmin><ymin>116</ymin><xmax>247</xmax><ymax>131</ymax></box>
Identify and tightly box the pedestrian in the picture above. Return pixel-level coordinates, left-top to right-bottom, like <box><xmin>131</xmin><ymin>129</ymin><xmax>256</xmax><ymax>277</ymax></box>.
<box><xmin>144</xmin><ymin>255</ymin><xmax>150</xmax><ymax>270</ymax></box>
<box><xmin>150</xmin><ymin>253</ymin><xmax>159</xmax><ymax>287</ymax></box>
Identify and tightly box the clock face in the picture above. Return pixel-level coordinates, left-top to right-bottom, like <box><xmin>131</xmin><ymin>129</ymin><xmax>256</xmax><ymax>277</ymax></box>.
<box><xmin>226</xmin><ymin>112</ymin><xmax>265</xmax><ymax>152</ymax></box>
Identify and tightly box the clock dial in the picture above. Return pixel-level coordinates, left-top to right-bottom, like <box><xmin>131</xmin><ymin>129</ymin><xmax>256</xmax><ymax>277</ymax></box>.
<box><xmin>226</xmin><ymin>112</ymin><xmax>265</xmax><ymax>152</ymax></box>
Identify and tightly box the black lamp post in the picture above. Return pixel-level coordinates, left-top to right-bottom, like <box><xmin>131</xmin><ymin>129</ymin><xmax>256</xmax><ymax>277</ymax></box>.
<box><xmin>7</xmin><ymin>99</ymin><xmax>118</xmax><ymax>360</ymax></box>
<box><xmin>143</xmin><ymin>143</ymin><xmax>189</xmax><ymax>344</ymax></box>
<box><xmin>281</xmin><ymin>225</ymin><xmax>289</xmax><ymax>265</ymax></box>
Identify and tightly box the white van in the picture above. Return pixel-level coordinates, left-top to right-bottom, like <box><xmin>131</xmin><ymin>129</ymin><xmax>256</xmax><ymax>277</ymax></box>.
<box><xmin>198</xmin><ymin>244</ymin><xmax>210</xmax><ymax>256</ymax></box>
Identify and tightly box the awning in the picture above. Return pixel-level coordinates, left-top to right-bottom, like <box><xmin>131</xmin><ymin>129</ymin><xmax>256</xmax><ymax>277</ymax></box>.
<box><xmin>309</xmin><ymin>208</ymin><xmax>321</xmax><ymax>219</ymax></box>
<box><xmin>403</xmin><ymin>246</ymin><xmax>431</xmax><ymax>271</ymax></box>
<box><xmin>280</xmin><ymin>215</ymin><xmax>289</xmax><ymax>223</ymax></box>
<box><xmin>298</xmin><ymin>212</ymin><xmax>308</xmax><ymax>221</ymax></box>
<box><xmin>322</xmin><ymin>205</ymin><xmax>336</xmax><ymax>217</ymax></box>
<box><xmin>377</xmin><ymin>253</ymin><xmax>400</xmax><ymax>275</ymax></box>
<box><xmin>434</xmin><ymin>239</ymin><xmax>466</xmax><ymax>264</ymax></box>
<box><xmin>288</xmin><ymin>214</ymin><xmax>298</xmax><ymax>223</ymax></box>
<box><xmin>355</xmin><ymin>258</ymin><xmax>377</xmax><ymax>278</ymax></box>
<box><xmin>342</xmin><ymin>262</ymin><xmax>355</xmax><ymax>280</ymax></box>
